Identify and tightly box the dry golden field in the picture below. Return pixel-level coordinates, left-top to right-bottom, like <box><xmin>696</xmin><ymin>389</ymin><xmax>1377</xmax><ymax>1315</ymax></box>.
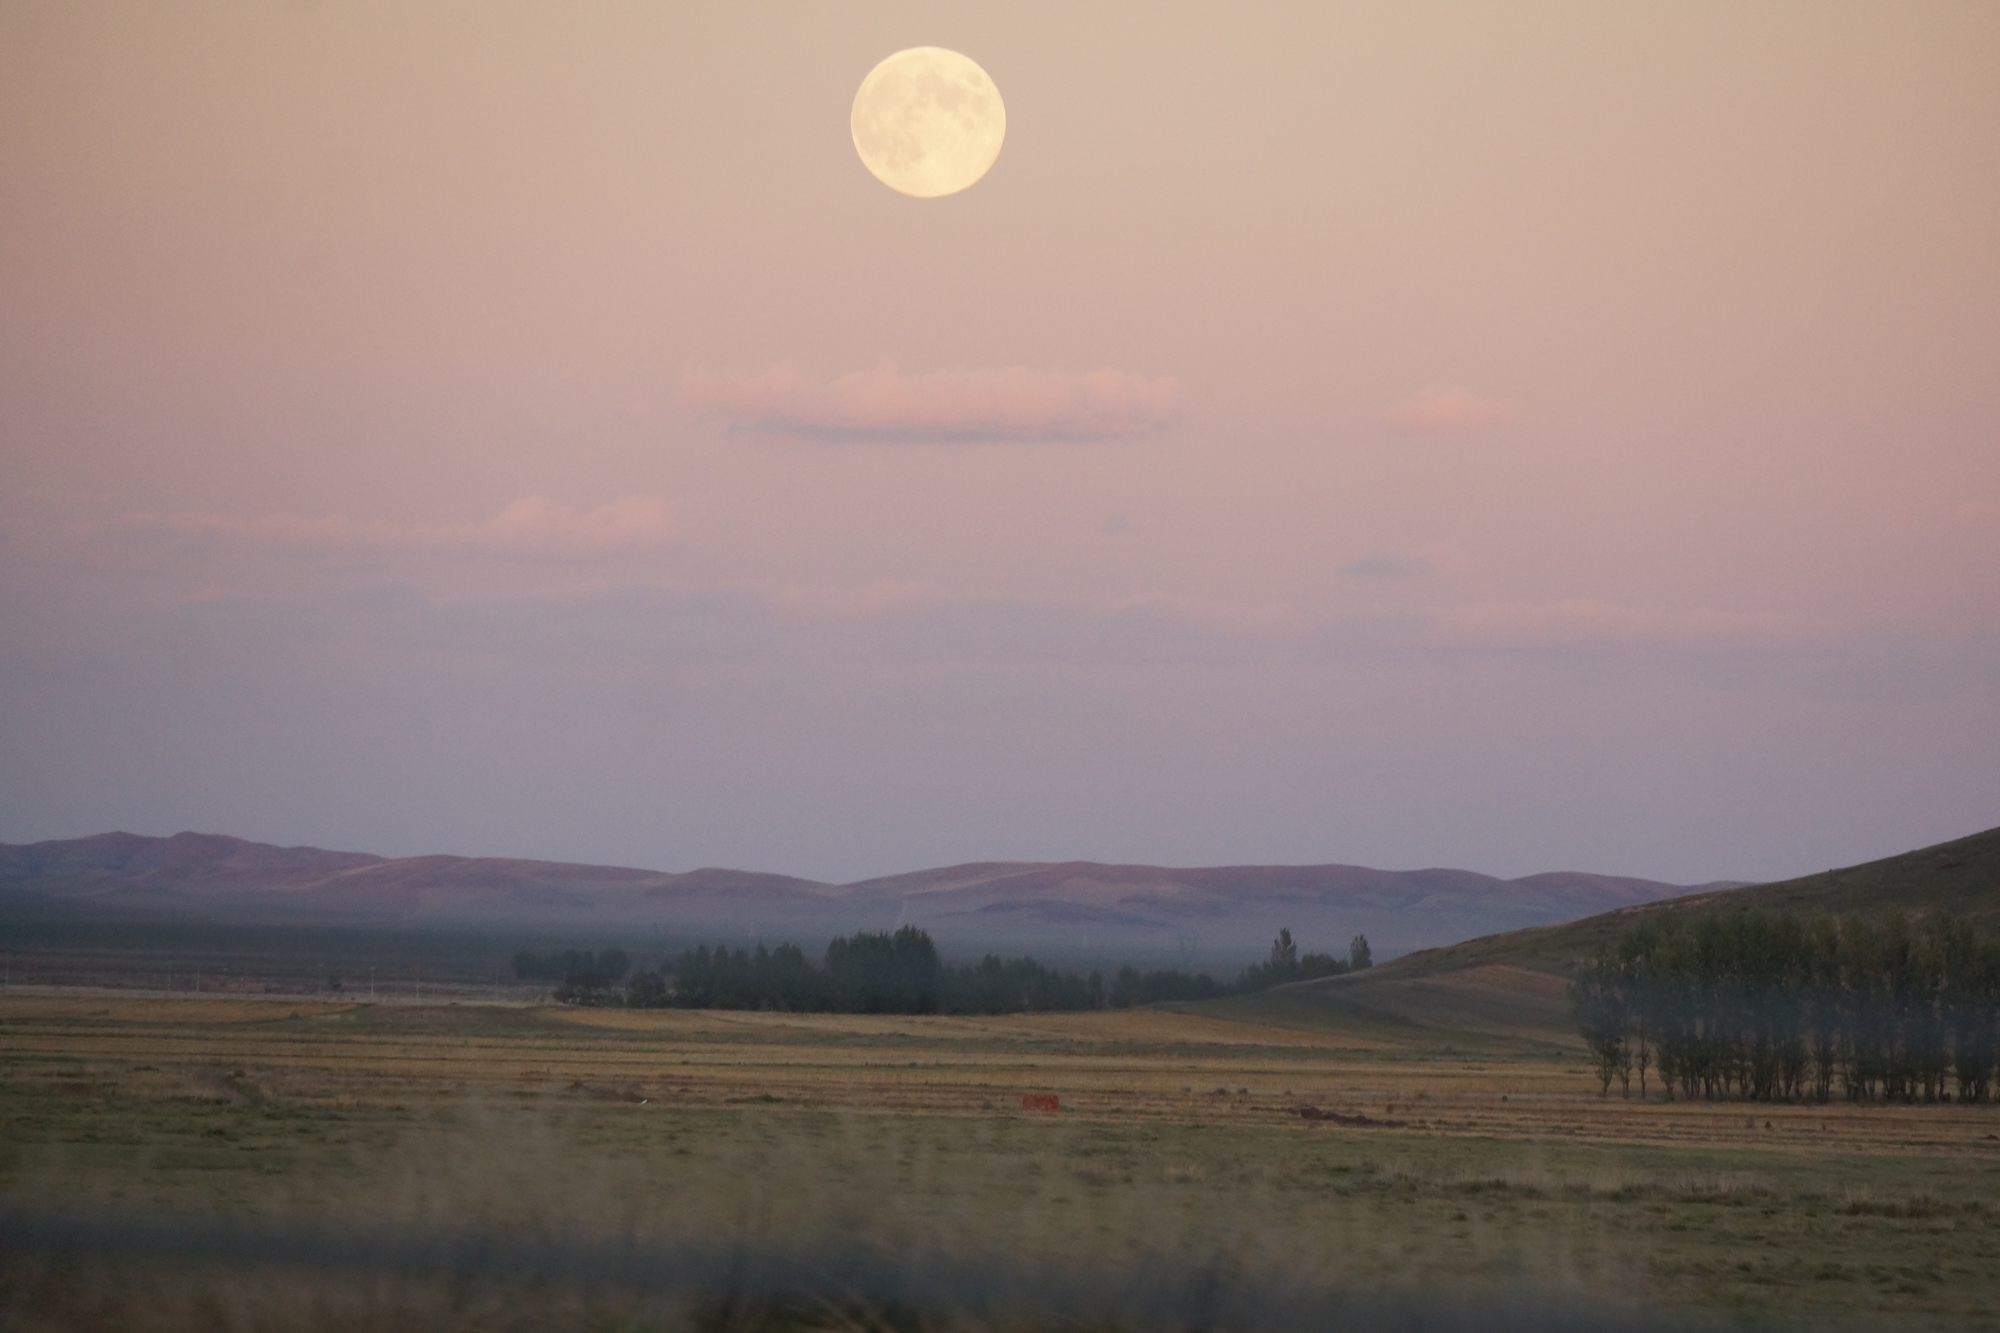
<box><xmin>3</xmin><ymin>988</ymin><xmax>1999</xmax><ymax>1331</ymax></box>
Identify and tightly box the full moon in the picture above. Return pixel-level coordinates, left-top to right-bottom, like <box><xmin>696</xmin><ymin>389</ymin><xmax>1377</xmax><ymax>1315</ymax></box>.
<box><xmin>851</xmin><ymin>47</ymin><xmax>1005</xmax><ymax>198</ymax></box>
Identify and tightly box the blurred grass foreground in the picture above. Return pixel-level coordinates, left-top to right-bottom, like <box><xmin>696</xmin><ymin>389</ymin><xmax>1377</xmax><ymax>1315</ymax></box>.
<box><xmin>4</xmin><ymin>993</ymin><xmax>1997</xmax><ymax>1330</ymax></box>
<box><xmin>1</xmin><ymin>1101</ymin><xmax>1692</xmax><ymax>1333</ymax></box>
<box><xmin>2</xmin><ymin>1211</ymin><xmax>1683</xmax><ymax>1333</ymax></box>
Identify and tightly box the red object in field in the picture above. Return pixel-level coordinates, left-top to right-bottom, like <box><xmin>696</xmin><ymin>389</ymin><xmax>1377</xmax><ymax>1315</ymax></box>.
<box><xmin>1020</xmin><ymin>1093</ymin><xmax>1060</xmax><ymax>1113</ymax></box>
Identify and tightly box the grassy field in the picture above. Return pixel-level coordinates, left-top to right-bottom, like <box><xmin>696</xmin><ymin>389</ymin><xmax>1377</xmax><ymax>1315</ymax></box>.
<box><xmin>3</xmin><ymin>989</ymin><xmax>1998</xmax><ymax>1331</ymax></box>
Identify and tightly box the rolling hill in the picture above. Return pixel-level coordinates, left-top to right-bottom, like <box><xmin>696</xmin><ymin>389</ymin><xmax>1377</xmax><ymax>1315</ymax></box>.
<box><xmin>1247</xmin><ymin>823</ymin><xmax>2000</xmax><ymax>1051</ymax></box>
<box><xmin>0</xmin><ymin>831</ymin><xmax>1735</xmax><ymax>966</ymax></box>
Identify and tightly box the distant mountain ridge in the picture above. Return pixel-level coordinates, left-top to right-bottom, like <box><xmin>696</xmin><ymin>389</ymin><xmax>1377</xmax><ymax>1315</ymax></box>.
<box><xmin>0</xmin><ymin>830</ymin><xmax>1741</xmax><ymax>965</ymax></box>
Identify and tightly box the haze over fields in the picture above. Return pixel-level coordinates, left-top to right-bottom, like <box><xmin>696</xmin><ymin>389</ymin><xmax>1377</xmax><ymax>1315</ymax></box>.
<box><xmin>0</xmin><ymin>831</ymin><xmax>1737</xmax><ymax>965</ymax></box>
<box><xmin>3</xmin><ymin>5</ymin><xmax>1996</xmax><ymax>887</ymax></box>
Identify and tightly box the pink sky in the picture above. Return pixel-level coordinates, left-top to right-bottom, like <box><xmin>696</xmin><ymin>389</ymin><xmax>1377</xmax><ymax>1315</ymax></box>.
<box><xmin>2</xmin><ymin>2</ymin><xmax>1996</xmax><ymax>883</ymax></box>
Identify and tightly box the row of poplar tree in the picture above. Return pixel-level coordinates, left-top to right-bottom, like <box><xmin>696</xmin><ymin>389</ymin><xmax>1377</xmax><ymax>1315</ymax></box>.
<box><xmin>517</xmin><ymin>925</ymin><xmax>1370</xmax><ymax>1014</ymax></box>
<box><xmin>1569</xmin><ymin>908</ymin><xmax>2000</xmax><ymax>1103</ymax></box>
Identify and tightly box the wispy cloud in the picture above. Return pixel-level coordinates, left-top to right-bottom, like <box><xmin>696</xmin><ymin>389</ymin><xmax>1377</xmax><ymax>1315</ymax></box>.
<box><xmin>116</xmin><ymin>496</ymin><xmax>676</xmax><ymax>561</ymax></box>
<box><xmin>1379</xmin><ymin>384</ymin><xmax>1515</xmax><ymax>436</ymax></box>
<box><xmin>624</xmin><ymin>586</ymin><xmax>1822</xmax><ymax>666</ymax></box>
<box><xmin>470</xmin><ymin>496</ymin><xmax>675</xmax><ymax>557</ymax></box>
<box><xmin>682</xmin><ymin>360</ymin><xmax>1180</xmax><ymax>441</ymax></box>
<box><xmin>1424</xmin><ymin>600</ymin><xmax>1811</xmax><ymax>654</ymax></box>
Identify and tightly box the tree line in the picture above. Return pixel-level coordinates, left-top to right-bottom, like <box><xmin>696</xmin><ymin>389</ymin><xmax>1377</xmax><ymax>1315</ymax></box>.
<box><xmin>516</xmin><ymin>925</ymin><xmax>1372</xmax><ymax>1014</ymax></box>
<box><xmin>512</xmin><ymin>947</ymin><xmax>630</xmax><ymax>1004</ymax></box>
<box><xmin>1569</xmin><ymin>908</ymin><xmax>2000</xmax><ymax>1103</ymax></box>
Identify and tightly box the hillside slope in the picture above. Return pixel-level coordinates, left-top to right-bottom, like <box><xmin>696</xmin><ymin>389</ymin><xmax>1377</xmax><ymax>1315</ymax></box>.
<box><xmin>1373</xmin><ymin>822</ymin><xmax>2000</xmax><ymax>983</ymax></box>
<box><xmin>1253</xmin><ymin>824</ymin><xmax>2000</xmax><ymax>1050</ymax></box>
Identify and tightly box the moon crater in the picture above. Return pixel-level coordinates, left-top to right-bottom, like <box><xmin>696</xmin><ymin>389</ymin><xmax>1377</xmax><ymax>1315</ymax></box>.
<box><xmin>851</xmin><ymin>47</ymin><xmax>1005</xmax><ymax>198</ymax></box>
